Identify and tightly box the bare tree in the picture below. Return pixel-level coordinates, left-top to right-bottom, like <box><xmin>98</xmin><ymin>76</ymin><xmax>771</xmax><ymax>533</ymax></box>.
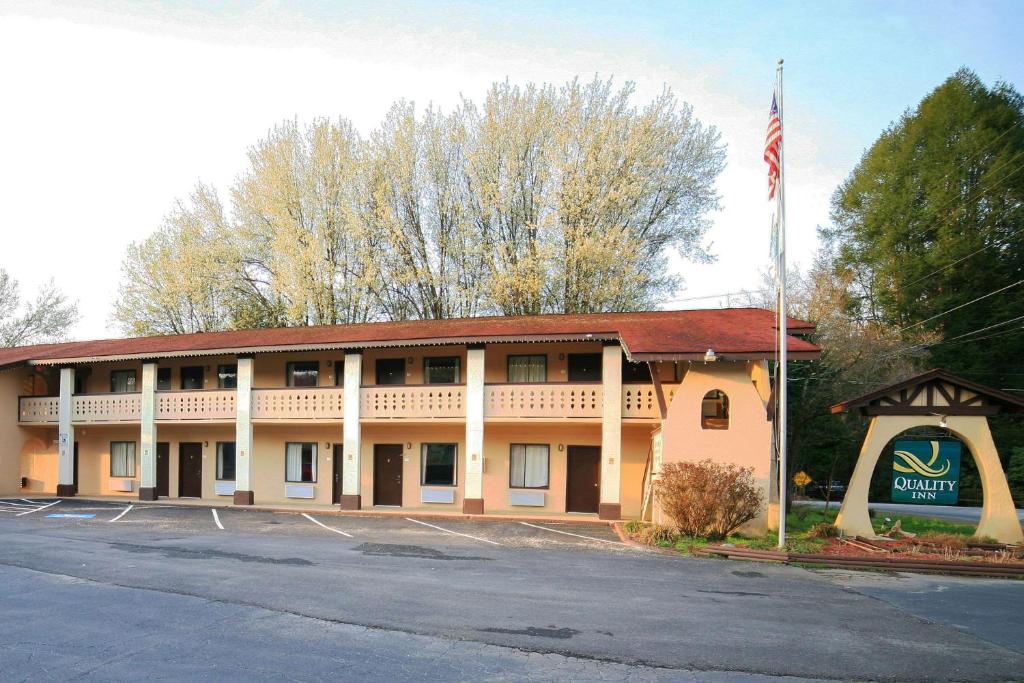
<box><xmin>0</xmin><ymin>270</ymin><xmax>78</xmax><ymax>346</ymax></box>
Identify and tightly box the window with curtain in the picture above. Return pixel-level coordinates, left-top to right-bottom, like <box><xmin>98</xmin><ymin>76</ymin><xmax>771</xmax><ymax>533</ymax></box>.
<box><xmin>110</xmin><ymin>441</ymin><xmax>136</xmax><ymax>477</ymax></box>
<box><xmin>701</xmin><ymin>390</ymin><xmax>730</xmax><ymax>430</ymax></box>
<box><xmin>217</xmin><ymin>365</ymin><xmax>237</xmax><ymax>389</ymax></box>
<box><xmin>287</xmin><ymin>362</ymin><xmax>319</xmax><ymax>387</ymax></box>
<box><xmin>507</xmin><ymin>355</ymin><xmax>546</xmax><ymax>383</ymax></box>
<box><xmin>285</xmin><ymin>442</ymin><xmax>317</xmax><ymax>482</ymax></box>
<box><xmin>217</xmin><ymin>442</ymin><xmax>236</xmax><ymax>480</ymax></box>
<box><xmin>424</xmin><ymin>356</ymin><xmax>460</xmax><ymax>384</ymax></box>
<box><xmin>110</xmin><ymin>370</ymin><xmax>137</xmax><ymax>393</ymax></box>
<box><xmin>509</xmin><ymin>444</ymin><xmax>549</xmax><ymax>488</ymax></box>
<box><xmin>421</xmin><ymin>443</ymin><xmax>457</xmax><ymax>486</ymax></box>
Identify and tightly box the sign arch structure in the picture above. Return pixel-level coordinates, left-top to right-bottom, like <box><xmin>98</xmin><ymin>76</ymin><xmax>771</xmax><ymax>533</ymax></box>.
<box><xmin>831</xmin><ymin>369</ymin><xmax>1024</xmax><ymax>544</ymax></box>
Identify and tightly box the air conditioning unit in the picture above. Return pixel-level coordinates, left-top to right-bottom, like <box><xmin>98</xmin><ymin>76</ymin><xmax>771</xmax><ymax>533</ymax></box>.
<box><xmin>109</xmin><ymin>479</ymin><xmax>134</xmax><ymax>492</ymax></box>
<box><xmin>214</xmin><ymin>481</ymin><xmax>236</xmax><ymax>496</ymax></box>
<box><xmin>285</xmin><ymin>483</ymin><xmax>315</xmax><ymax>499</ymax></box>
<box><xmin>421</xmin><ymin>488</ymin><xmax>455</xmax><ymax>504</ymax></box>
<box><xmin>509</xmin><ymin>490</ymin><xmax>545</xmax><ymax>507</ymax></box>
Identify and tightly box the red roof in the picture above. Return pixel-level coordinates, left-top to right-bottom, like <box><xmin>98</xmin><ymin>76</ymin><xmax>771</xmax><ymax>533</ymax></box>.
<box><xmin>0</xmin><ymin>309</ymin><xmax>819</xmax><ymax>368</ymax></box>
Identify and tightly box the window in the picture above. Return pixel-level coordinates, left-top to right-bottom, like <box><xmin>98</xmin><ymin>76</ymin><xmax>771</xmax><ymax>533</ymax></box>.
<box><xmin>287</xmin><ymin>361</ymin><xmax>319</xmax><ymax>387</ymax></box>
<box><xmin>110</xmin><ymin>370</ymin><xmax>137</xmax><ymax>393</ymax></box>
<box><xmin>335</xmin><ymin>360</ymin><xmax>345</xmax><ymax>386</ymax></box>
<box><xmin>507</xmin><ymin>355</ymin><xmax>546</xmax><ymax>383</ymax></box>
<box><xmin>180</xmin><ymin>366</ymin><xmax>204</xmax><ymax>390</ymax></box>
<box><xmin>73</xmin><ymin>372</ymin><xmax>86</xmax><ymax>394</ymax></box>
<box><xmin>509</xmin><ymin>444</ymin><xmax>549</xmax><ymax>489</ymax></box>
<box><xmin>421</xmin><ymin>443</ymin><xmax>457</xmax><ymax>486</ymax></box>
<box><xmin>568</xmin><ymin>353</ymin><xmax>602</xmax><ymax>382</ymax></box>
<box><xmin>424</xmin><ymin>356</ymin><xmax>460</xmax><ymax>384</ymax></box>
<box><xmin>110</xmin><ymin>441</ymin><xmax>137</xmax><ymax>477</ymax></box>
<box><xmin>217</xmin><ymin>442</ymin><xmax>236</xmax><ymax>481</ymax></box>
<box><xmin>285</xmin><ymin>442</ymin><xmax>317</xmax><ymax>482</ymax></box>
<box><xmin>701</xmin><ymin>390</ymin><xmax>730</xmax><ymax>430</ymax></box>
<box><xmin>156</xmin><ymin>367</ymin><xmax>172</xmax><ymax>391</ymax></box>
<box><xmin>376</xmin><ymin>358</ymin><xmax>406</xmax><ymax>385</ymax></box>
<box><xmin>217</xmin><ymin>364</ymin><xmax>238</xmax><ymax>389</ymax></box>
<box><xmin>622</xmin><ymin>358</ymin><xmax>652</xmax><ymax>382</ymax></box>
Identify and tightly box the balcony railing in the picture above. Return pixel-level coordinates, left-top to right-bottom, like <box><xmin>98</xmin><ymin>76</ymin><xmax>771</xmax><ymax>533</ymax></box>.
<box><xmin>73</xmin><ymin>392</ymin><xmax>143</xmax><ymax>423</ymax></box>
<box><xmin>622</xmin><ymin>383</ymin><xmax>679</xmax><ymax>419</ymax></box>
<box><xmin>18</xmin><ymin>396</ymin><xmax>59</xmax><ymax>424</ymax></box>
<box><xmin>251</xmin><ymin>387</ymin><xmax>345</xmax><ymax>420</ymax></box>
<box><xmin>156</xmin><ymin>390</ymin><xmax>236</xmax><ymax>421</ymax></box>
<box><xmin>360</xmin><ymin>385</ymin><xmax>465</xmax><ymax>419</ymax></box>
<box><xmin>485</xmin><ymin>383</ymin><xmax>602</xmax><ymax>419</ymax></box>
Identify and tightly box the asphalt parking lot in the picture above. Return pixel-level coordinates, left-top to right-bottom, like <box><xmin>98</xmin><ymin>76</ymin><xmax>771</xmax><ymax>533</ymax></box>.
<box><xmin>2</xmin><ymin>496</ymin><xmax>1023</xmax><ymax>682</ymax></box>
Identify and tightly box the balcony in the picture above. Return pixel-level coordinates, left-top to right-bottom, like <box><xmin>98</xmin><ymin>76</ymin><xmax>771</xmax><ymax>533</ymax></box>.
<box><xmin>485</xmin><ymin>383</ymin><xmax>602</xmax><ymax>419</ymax></box>
<box><xmin>18</xmin><ymin>396</ymin><xmax>60</xmax><ymax>424</ymax></box>
<box><xmin>252</xmin><ymin>387</ymin><xmax>344</xmax><ymax>420</ymax></box>
<box><xmin>156</xmin><ymin>390</ymin><xmax>236</xmax><ymax>421</ymax></box>
<box><xmin>360</xmin><ymin>385</ymin><xmax>465</xmax><ymax>419</ymax></box>
<box><xmin>621</xmin><ymin>384</ymin><xmax>679</xmax><ymax>420</ymax></box>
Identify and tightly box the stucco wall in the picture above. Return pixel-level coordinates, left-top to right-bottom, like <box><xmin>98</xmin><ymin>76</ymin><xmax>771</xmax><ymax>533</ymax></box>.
<box><xmin>659</xmin><ymin>362</ymin><xmax>772</xmax><ymax>533</ymax></box>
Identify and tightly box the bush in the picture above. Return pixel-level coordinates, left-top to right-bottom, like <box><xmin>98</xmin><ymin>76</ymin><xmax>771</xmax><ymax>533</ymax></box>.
<box><xmin>655</xmin><ymin>459</ymin><xmax>763</xmax><ymax>540</ymax></box>
<box><xmin>808</xmin><ymin>521</ymin><xmax>839</xmax><ymax>539</ymax></box>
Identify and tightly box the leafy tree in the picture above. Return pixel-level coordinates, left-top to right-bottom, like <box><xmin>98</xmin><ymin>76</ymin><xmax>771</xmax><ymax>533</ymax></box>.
<box><xmin>0</xmin><ymin>269</ymin><xmax>78</xmax><ymax>346</ymax></box>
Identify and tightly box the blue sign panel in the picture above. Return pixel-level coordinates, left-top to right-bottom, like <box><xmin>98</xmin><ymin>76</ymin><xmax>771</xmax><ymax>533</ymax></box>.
<box><xmin>891</xmin><ymin>439</ymin><xmax>961</xmax><ymax>505</ymax></box>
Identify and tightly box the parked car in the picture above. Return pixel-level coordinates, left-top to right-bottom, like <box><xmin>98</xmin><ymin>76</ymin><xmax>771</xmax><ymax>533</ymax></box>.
<box><xmin>812</xmin><ymin>480</ymin><xmax>846</xmax><ymax>500</ymax></box>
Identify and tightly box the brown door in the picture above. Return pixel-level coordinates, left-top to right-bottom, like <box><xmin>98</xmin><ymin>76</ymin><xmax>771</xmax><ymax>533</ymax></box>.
<box><xmin>332</xmin><ymin>444</ymin><xmax>344</xmax><ymax>504</ymax></box>
<box><xmin>566</xmin><ymin>446</ymin><xmax>601</xmax><ymax>513</ymax></box>
<box><xmin>178</xmin><ymin>443</ymin><xmax>203</xmax><ymax>498</ymax></box>
<box><xmin>373</xmin><ymin>444</ymin><xmax>403</xmax><ymax>506</ymax></box>
<box><xmin>73</xmin><ymin>442</ymin><xmax>79</xmax><ymax>494</ymax></box>
<box><xmin>156</xmin><ymin>443</ymin><xmax>170</xmax><ymax>498</ymax></box>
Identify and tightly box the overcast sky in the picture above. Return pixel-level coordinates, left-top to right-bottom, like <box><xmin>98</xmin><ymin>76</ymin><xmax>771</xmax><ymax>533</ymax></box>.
<box><xmin>1</xmin><ymin>0</ymin><xmax>1022</xmax><ymax>340</ymax></box>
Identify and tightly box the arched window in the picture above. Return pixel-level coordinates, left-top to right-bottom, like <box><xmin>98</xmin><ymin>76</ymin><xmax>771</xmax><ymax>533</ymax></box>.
<box><xmin>701</xmin><ymin>390</ymin><xmax>729</xmax><ymax>430</ymax></box>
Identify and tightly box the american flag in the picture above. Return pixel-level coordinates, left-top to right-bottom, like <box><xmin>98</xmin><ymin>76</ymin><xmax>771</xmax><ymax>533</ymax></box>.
<box><xmin>764</xmin><ymin>93</ymin><xmax>782</xmax><ymax>200</ymax></box>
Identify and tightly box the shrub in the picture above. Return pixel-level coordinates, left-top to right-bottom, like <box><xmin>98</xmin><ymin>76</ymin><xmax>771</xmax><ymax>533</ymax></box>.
<box><xmin>655</xmin><ymin>459</ymin><xmax>763</xmax><ymax>540</ymax></box>
<box><xmin>634</xmin><ymin>524</ymin><xmax>679</xmax><ymax>546</ymax></box>
<box><xmin>808</xmin><ymin>521</ymin><xmax>839</xmax><ymax>539</ymax></box>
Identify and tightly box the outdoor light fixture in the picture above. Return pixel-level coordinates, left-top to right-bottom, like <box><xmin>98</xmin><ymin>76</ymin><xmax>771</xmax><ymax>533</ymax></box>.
<box><xmin>939</xmin><ymin>416</ymin><xmax>948</xmax><ymax>429</ymax></box>
<box><xmin>704</xmin><ymin>349</ymin><xmax>717</xmax><ymax>362</ymax></box>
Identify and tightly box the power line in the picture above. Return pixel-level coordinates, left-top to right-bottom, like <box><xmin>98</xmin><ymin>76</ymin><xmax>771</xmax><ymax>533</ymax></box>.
<box><xmin>899</xmin><ymin>223</ymin><xmax>1024</xmax><ymax>291</ymax></box>
<box><xmin>891</xmin><ymin>278</ymin><xmax>1024</xmax><ymax>335</ymax></box>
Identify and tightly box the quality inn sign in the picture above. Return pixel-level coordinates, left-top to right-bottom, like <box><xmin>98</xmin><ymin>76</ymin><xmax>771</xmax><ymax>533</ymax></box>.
<box><xmin>891</xmin><ymin>439</ymin><xmax>961</xmax><ymax>505</ymax></box>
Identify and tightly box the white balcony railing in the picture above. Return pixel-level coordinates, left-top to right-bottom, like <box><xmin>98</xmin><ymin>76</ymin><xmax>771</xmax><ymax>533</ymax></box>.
<box><xmin>484</xmin><ymin>383</ymin><xmax>602</xmax><ymax>419</ymax></box>
<box><xmin>251</xmin><ymin>387</ymin><xmax>345</xmax><ymax>420</ymax></box>
<box><xmin>621</xmin><ymin>384</ymin><xmax>679</xmax><ymax>419</ymax></box>
<box><xmin>360</xmin><ymin>385</ymin><xmax>465</xmax><ymax>419</ymax></box>
<box><xmin>18</xmin><ymin>396</ymin><xmax>60</xmax><ymax>424</ymax></box>
<box><xmin>156</xmin><ymin>390</ymin><xmax>236</xmax><ymax>421</ymax></box>
<box><xmin>72</xmin><ymin>393</ymin><xmax>143</xmax><ymax>423</ymax></box>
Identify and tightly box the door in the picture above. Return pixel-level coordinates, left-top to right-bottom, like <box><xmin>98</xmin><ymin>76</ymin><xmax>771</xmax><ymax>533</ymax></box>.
<box><xmin>373</xmin><ymin>444</ymin><xmax>403</xmax><ymax>506</ymax></box>
<box><xmin>566</xmin><ymin>446</ymin><xmax>601</xmax><ymax>513</ymax></box>
<box><xmin>73</xmin><ymin>442</ymin><xmax>79</xmax><ymax>494</ymax></box>
<box><xmin>332</xmin><ymin>444</ymin><xmax>344</xmax><ymax>504</ymax></box>
<box><xmin>567</xmin><ymin>353</ymin><xmax>602</xmax><ymax>382</ymax></box>
<box><xmin>178</xmin><ymin>443</ymin><xmax>203</xmax><ymax>498</ymax></box>
<box><xmin>156</xmin><ymin>443</ymin><xmax>170</xmax><ymax>498</ymax></box>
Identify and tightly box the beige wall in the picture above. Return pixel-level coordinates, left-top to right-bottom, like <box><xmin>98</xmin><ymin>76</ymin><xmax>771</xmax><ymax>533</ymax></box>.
<box><xmin>252</xmin><ymin>423</ymin><xmax>341</xmax><ymax>505</ymax></box>
<box><xmin>360</xmin><ymin>423</ymin><xmax>466</xmax><ymax>511</ymax></box>
<box><xmin>659</xmin><ymin>362</ymin><xmax>773</xmax><ymax>534</ymax></box>
<box><xmin>0</xmin><ymin>370</ymin><xmax>34</xmax><ymax>495</ymax></box>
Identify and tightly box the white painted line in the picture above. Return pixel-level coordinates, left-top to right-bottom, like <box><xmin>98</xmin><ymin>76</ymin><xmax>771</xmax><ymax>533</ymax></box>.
<box><xmin>0</xmin><ymin>501</ymin><xmax>32</xmax><ymax>506</ymax></box>
<box><xmin>19</xmin><ymin>499</ymin><xmax>42</xmax><ymax>504</ymax></box>
<box><xmin>302</xmin><ymin>513</ymin><xmax>354</xmax><ymax>538</ymax></box>
<box><xmin>406</xmin><ymin>517</ymin><xmax>502</xmax><ymax>546</ymax></box>
<box><xmin>17</xmin><ymin>500</ymin><xmax>60</xmax><ymax>516</ymax></box>
<box><xmin>110</xmin><ymin>504</ymin><xmax>134</xmax><ymax>523</ymax></box>
<box><xmin>519</xmin><ymin>521</ymin><xmax>622</xmax><ymax>545</ymax></box>
<box><xmin>212</xmin><ymin>509</ymin><xmax>224</xmax><ymax>530</ymax></box>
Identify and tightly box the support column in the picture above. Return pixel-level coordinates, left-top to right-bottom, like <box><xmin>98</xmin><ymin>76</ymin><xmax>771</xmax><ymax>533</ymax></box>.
<box><xmin>233</xmin><ymin>356</ymin><xmax>255</xmax><ymax>505</ymax></box>
<box><xmin>56</xmin><ymin>367</ymin><xmax>76</xmax><ymax>497</ymax></box>
<box><xmin>599</xmin><ymin>342</ymin><xmax>622</xmax><ymax>520</ymax></box>
<box><xmin>339</xmin><ymin>351</ymin><xmax>362</xmax><ymax>510</ymax></box>
<box><xmin>463</xmin><ymin>344</ymin><xmax>485</xmax><ymax>514</ymax></box>
<box><xmin>138</xmin><ymin>362</ymin><xmax>159</xmax><ymax>500</ymax></box>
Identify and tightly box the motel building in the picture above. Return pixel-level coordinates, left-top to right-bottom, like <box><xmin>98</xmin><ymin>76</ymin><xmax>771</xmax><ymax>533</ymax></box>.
<box><xmin>0</xmin><ymin>310</ymin><xmax>818</xmax><ymax>527</ymax></box>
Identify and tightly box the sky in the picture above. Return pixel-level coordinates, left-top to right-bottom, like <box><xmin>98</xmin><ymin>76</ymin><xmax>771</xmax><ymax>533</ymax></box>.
<box><xmin>1</xmin><ymin>0</ymin><xmax>1022</xmax><ymax>340</ymax></box>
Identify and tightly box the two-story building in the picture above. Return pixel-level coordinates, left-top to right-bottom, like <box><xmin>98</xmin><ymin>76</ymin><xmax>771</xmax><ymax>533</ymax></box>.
<box><xmin>0</xmin><ymin>309</ymin><xmax>818</xmax><ymax>527</ymax></box>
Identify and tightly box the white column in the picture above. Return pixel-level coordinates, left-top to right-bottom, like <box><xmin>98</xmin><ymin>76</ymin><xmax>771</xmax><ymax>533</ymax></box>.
<box><xmin>234</xmin><ymin>356</ymin><xmax>255</xmax><ymax>504</ymax></box>
<box><xmin>599</xmin><ymin>342</ymin><xmax>622</xmax><ymax>519</ymax></box>
<box><xmin>340</xmin><ymin>351</ymin><xmax>362</xmax><ymax>509</ymax></box>
<box><xmin>56</xmin><ymin>367</ymin><xmax>75</xmax><ymax>496</ymax></box>
<box><xmin>139</xmin><ymin>362</ymin><xmax>158</xmax><ymax>500</ymax></box>
<box><xmin>463</xmin><ymin>344</ymin><xmax>485</xmax><ymax>514</ymax></box>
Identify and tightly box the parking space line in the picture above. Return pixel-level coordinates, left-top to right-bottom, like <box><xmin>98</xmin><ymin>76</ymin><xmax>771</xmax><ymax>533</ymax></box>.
<box><xmin>301</xmin><ymin>513</ymin><xmax>354</xmax><ymax>538</ymax></box>
<box><xmin>110</xmin><ymin>505</ymin><xmax>134</xmax><ymax>523</ymax></box>
<box><xmin>519</xmin><ymin>521</ymin><xmax>622</xmax><ymax>545</ymax></box>
<box><xmin>406</xmin><ymin>517</ymin><xmax>502</xmax><ymax>546</ymax></box>
<box><xmin>17</xmin><ymin>500</ymin><xmax>60</xmax><ymax>517</ymax></box>
<box><xmin>212</xmin><ymin>509</ymin><xmax>224</xmax><ymax>530</ymax></box>
<box><xmin>0</xmin><ymin>501</ymin><xmax>32</xmax><ymax>506</ymax></box>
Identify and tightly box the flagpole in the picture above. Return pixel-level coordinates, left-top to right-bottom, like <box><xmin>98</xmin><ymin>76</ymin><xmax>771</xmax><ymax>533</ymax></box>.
<box><xmin>776</xmin><ymin>58</ymin><xmax>788</xmax><ymax>549</ymax></box>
